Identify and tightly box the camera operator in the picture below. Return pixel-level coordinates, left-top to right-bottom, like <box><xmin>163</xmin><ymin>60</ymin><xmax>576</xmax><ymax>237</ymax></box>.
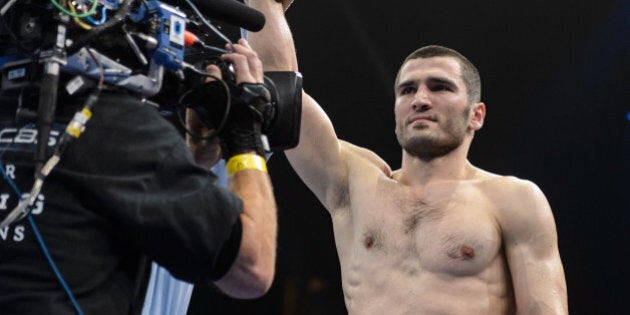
<box><xmin>0</xmin><ymin>36</ymin><xmax>277</xmax><ymax>315</ymax></box>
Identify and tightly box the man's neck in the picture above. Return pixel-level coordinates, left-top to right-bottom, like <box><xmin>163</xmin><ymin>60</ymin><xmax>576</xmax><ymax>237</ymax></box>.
<box><xmin>393</xmin><ymin>144</ymin><xmax>475</xmax><ymax>185</ymax></box>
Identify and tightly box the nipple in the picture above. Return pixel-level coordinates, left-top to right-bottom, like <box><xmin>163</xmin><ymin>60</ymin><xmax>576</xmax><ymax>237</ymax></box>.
<box><xmin>447</xmin><ymin>244</ymin><xmax>476</xmax><ymax>260</ymax></box>
<box><xmin>364</xmin><ymin>236</ymin><xmax>375</xmax><ymax>249</ymax></box>
<box><xmin>363</xmin><ymin>230</ymin><xmax>384</xmax><ymax>251</ymax></box>
<box><xmin>459</xmin><ymin>245</ymin><xmax>475</xmax><ymax>260</ymax></box>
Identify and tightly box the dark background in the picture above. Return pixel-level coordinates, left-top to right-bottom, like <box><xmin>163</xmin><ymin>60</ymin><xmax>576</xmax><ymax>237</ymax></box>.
<box><xmin>189</xmin><ymin>0</ymin><xmax>629</xmax><ymax>314</ymax></box>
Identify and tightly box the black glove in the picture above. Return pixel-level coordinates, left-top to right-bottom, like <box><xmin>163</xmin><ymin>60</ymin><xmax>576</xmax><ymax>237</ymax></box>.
<box><xmin>219</xmin><ymin>82</ymin><xmax>275</xmax><ymax>158</ymax></box>
<box><xmin>185</xmin><ymin>81</ymin><xmax>275</xmax><ymax>159</ymax></box>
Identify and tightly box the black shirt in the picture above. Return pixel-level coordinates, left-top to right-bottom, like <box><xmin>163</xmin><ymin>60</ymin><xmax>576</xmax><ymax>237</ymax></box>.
<box><xmin>0</xmin><ymin>92</ymin><xmax>242</xmax><ymax>314</ymax></box>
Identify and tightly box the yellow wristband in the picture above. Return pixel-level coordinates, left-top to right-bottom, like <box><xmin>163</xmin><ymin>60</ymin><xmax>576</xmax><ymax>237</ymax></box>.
<box><xmin>226</xmin><ymin>154</ymin><xmax>268</xmax><ymax>176</ymax></box>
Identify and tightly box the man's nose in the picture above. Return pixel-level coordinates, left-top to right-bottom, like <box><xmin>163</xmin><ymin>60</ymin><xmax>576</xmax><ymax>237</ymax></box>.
<box><xmin>411</xmin><ymin>87</ymin><xmax>431</xmax><ymax>111</ymax></box>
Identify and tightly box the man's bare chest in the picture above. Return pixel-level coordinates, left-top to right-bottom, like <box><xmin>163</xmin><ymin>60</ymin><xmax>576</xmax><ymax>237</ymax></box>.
<box><xmin>338</xmin><ymin>179</ymin><xmax>504</xmax><ymax>276</ymax></box>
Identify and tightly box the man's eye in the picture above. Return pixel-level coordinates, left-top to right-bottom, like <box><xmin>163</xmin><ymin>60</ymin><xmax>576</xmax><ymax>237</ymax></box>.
<box><xmin>400</xmin><ymin>87</ymin><xmax>416</xmax><ymax>95</ymax></box>
<box><xmin>432</xmin><ymin>84</ymin><xmax>450</xmax><ymax>92</ymax></box>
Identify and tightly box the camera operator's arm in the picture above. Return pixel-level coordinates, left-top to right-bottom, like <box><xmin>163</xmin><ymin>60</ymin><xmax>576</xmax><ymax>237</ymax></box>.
<box><xmin>214</xmin><ymin>155</ymin><xmax>276</xmax><ymax>298</ymax></box>
<box><xmin>188</xmin><ymin>40</ymin><xmax>277</xmax><ymax>298</ymax></box>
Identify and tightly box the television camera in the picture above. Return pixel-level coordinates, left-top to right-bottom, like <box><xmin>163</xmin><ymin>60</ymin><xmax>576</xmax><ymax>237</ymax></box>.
<box><xmin>0</xmin><ymin>0</ymin><xmax>301</xmax><ymax>149</ymax></box>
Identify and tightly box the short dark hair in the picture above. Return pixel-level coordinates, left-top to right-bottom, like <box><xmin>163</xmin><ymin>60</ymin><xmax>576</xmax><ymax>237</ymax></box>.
<box><xmin>395</xmin><ymin>45</ymin><xmax>481</xmax><ymax>104</ymax></box>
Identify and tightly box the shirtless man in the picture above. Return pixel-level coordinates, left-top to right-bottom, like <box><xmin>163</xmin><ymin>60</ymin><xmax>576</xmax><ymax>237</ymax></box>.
<box><xmin>247</xmin><ymin>1</ymin><xmax>568</xmax><ymax>313</ymax></box>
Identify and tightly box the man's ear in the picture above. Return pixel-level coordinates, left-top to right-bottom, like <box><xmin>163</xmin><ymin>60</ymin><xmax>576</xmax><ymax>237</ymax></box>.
<box><xmin>469</xmin><ymin>102</ymin><xmax>486</xmax><ymax>131</ymax></box>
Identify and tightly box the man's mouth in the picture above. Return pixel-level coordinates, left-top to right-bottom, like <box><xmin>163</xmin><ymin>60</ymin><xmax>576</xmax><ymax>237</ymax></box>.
<box><xmin>408</xmin><ymin>115</ymin><xmax>436</xmax><ymax>125</ymax></box>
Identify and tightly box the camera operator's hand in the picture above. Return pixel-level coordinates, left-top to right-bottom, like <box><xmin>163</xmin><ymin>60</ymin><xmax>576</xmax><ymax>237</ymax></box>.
<box><xmin>218</xmin><ymin>38</ymin><xmax>273</xmax><ymax>159</ymax></box>
<box><xmin>186</xmin><ymin>76</ymin><xmax>222</xmax><ymax>169</ymax></box>
<box><xmin>222</xmin><ymin>39</ymin><xmax>264</xmax><ymax>85</ymax></box>
<box><xmin>186</xmin><ymin>38</ymin><xmax>272</xmax><ymax>161</ymax></box>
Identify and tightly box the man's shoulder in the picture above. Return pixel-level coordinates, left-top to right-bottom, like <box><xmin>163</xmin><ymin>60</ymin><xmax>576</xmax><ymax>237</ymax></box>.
<box><xmin>342</xmin><ymin>141</ymin><xmax>393</xmax><ymax>178</ymax></box>
<box><xmin>88</xmin><ymin>92</ymin><xmax>174</xmax><ymax>131</ymax></box>
<box><xmin>94</xmin><ymin>92</ymin><xmax>156</xmax><ymax>114</ymax></box>
<box><xmin>473</xmin><ymin>168</ymin><xmax>539</xmax><ymax>193</ymax></box>
<box><xmin>473</xmin><ymin>168</ymin><xmax>551</xmax><ymax>227</ymax></box>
